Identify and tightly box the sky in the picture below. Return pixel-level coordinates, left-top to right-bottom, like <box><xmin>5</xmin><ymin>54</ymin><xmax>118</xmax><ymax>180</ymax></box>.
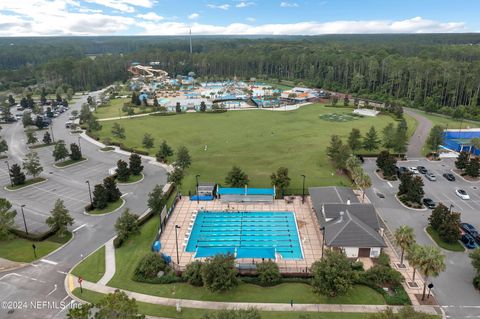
<box><xmin>0</xmin><ymin>0</ymin><xmax>478</xmax><ymax>36</ymax></box>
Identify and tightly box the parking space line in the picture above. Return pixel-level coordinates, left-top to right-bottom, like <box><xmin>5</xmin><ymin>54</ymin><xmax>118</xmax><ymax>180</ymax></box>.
<box><xmin>40</xmin><ymin>259</ymin><xmax>58</xmax><ymax>265</ymax></box>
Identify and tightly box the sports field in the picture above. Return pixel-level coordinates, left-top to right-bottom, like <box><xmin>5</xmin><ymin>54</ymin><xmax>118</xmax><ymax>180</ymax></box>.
<box><xmin>95</xmin><ymin>104</ymin><xmax>416</xmax><ymax>191</ymax></box>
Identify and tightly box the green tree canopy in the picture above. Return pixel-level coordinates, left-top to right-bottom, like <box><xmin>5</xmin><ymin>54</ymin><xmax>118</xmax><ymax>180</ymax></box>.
<box><xmin>115</xmin><ymin>209</ymin><xmax>140</xmax><ymax>241</ymax></box>
<box><xmin>46</xmin><ymin>199</ymin><xmax>74</xmax><ymax>237</ymax></box>
<box><xmin>311</xmin><ymin>250</ymin><xmax>356</xmax><ymax>297</ymax></box>
<box><xmin>225</xmin><ymin>166</ymin><xmax>249</xmax><ymax>187</ymax></box>
<box><xmin>22</xmin><ymin>151</ymin><xmax>43</xmax><ymax>178</ymax></box>
<box><xmin>0</xmin><ymin>198</ymin><xmax>16</xmax><ymax>240</ymax></box>
<box><xmin>201</xmin><ymin>253</ymin><xmax>238</xmax><ymax>292</ymax></box>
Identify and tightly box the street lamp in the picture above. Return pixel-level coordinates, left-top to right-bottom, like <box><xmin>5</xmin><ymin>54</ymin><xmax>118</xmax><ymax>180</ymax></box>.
<box><xmin>50</xmin><ymin>125</ymin><xmax>55</xmax><ymax>143</ymax></box>
<box><xmin>320</xmin><ymin>226</ymin><xmax>325</xmax><ymax>259</ymax></box>
<box><xmin>301</xmin><ymin>174</ymin><xmax>306</xmax><ymax>204</ymax></box>
<box><xmin>20</xmin><ymin>204</ymin><xmax>28</xmax><ymax>235</ymax></box>
<box><xmin>175</xmin><ymin>225</ymin><xmax>181</xmax><ymax>265</ymax></box>
<box><xmin>195</xmin><ymin>174</ymin><xmax>200</xmax><ymax>204</ymax></box>
<box><xmin>85</xmin><ymin>181</ymin><xmax>93</xmax><ymax>207</ymax></box>
<box><xmin>449</xmin><ymin>204</ymin><xmax>454</xmax><ymax>213</ymax></box>
<box><xmin>78</xmin><ymin>136</ymin><xmax>82</xmax><ymax>154</ymax></box>
<box><xmin>5</xmin><ymin>161</ymin><xmax>13</xmax><ymax>187</ymax></box>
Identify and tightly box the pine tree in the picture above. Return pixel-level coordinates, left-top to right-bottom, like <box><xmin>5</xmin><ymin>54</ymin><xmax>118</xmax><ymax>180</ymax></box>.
<box><xmin>156</xmin><ymin>140</ymin><xmax>173</xmax><ymax>163</ymax></box>
<box><xmin>176</xmin><ymin>102</ymin><xmax>181</xmax><ymax>113</ymax></box>
<box><xmin>103</xmin><ymin>176</ymin><xmax>122</xmax><ymax>202</ymax></box>
<box><xmin>69</xmin><ymin>143</ymin><xmax>82</xmax><ymax>161</ymax></box>
<box><xmin>382</xmin><ymin>123</ymin><xmax>396</xmax><ymax>149</ymax></box>
<box><xmin>111</xmin><ymin>122</ymin><xmax>125</xmax><ymax>139</ymax></box>
<box><xmin>53</xmin><ymin>140</ymin><xmax>69</xmax><ymax>162</ymax></box>
<box><xmin>200</xmin><ymin>101</ymin><xmax>207</xmax><ymax>112</ymax></box>
<box><xmin>116</xmin><ymin>160</ymin><xmax>130</xmax><ymax>182</ymax></box>
<box><xmin>326</xmin><ymin>135</ymin><xmax>342</xmax><ymax>161</ymax></box>
<box><xmin>225</xmin><ymin>166</ymin><xmax>249</xmax><ymax>187</ymax></box>
<box><xmin>26</xmin><ymin>131</ymin><xmax>38</xmax><ymax>145</ymax></box>
<box><xmin>426</xmin><ymin>125</ymin><xmax>445</xmax><ymax>154</ymax></box>
<box><xmin>92</xmin><ymin>184</ymin><xmax>108</xmax><ymax>209</ymax></box>
<box><xmin>455</xmin><ymin>151</ymin><xmax>470</xmax><ymax>170</ymax></box>
<box><xmin>347</xmin><ymin>128</ymin><xmax>362</xmax><ymax>152</ymax></box>
<box><xmin>129</xmin><ymin>153</ymin><xmax>143</xmax><ymax>176</ymax></box>
<box><xmin>466</xmin><ymin>157</ymin><xmax>480</xmax><ymax>177</ymax></box>
<box><xmin>42</xmin><ymin>131</ymin><xmax>52</xmax><ymax>145</ymax></box>
<box><xmin>10</xmin><ymin>164</ymin><xmax>25</xmax><ymax>186</ymax></box>
<box><xmin>46</xmin><ymin>199</ymin><xmax>74</xmax><ymax>237</ymax></box>
<box><xmin>175</xmin><ymin>146</ymin><xmax>191</xmax><ymax>169</ymax></box>
<box><xmin>168</xmin><ymin>167</ymin><xmax>185</xmax><ymax>187</ymax></box>
<box><xmin>142</xmin><ymin>133</ymin><xmax>154</xmax><ymax>149</ymax></box>
<box><xmin>0</xmin><ymin>139</ymin><xmax>8</xmax><ymax>154</ymax></box>
<box><xmin>363</xmin><ymin>126</ymin><xmax>380</xmax><ymax>151</ymax></box>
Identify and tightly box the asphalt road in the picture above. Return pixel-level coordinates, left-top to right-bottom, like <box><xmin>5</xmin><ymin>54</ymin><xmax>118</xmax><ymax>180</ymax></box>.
<box><xmin>0</xmin><ymin>91</ymin><xmax>168</xmax><ymax>319</ymax></box>
<box><xmin>365</xmin><ymin>158</ymin><xmax>480</xmax><ymax>318</ymax></box>
<box><xmin>404</xmin><ymin>108</ymin><xmax>433</xmax><ymax>158</ymax></box>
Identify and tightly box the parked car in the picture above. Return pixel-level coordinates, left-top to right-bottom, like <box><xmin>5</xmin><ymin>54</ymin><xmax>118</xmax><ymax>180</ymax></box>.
<box><xmin>108</xmin><ymin>167</ymin><xmax>117</xmax><ymax>176</ymax></box>
<box><xmin>456</xmin><ymin>189</ymin><xmax>470</xmax><ymax>200</ymax></box>
<box><xmin>443</xmin><ymin>173</ymin><xmax>456</xmax><ymax>181</ymax></box>
<box><xmin>396</xmin><ymin>166</ymin><xmax>408</xmax><ymax>178</ymax></box>
<box><xmin>409</xmin><ymin>167</ymin><xmax>419</xmax><ymax>174</ymax></box>
<box><xmin>417</xmin><ymin>166</ymin><xmax>428</xmax><ymax>174</ymax></box>
<box><xmin>461</xmin><ymin>233</ymin><xmax>477</xmax><ymax>249</ymax></box>
<box><xmin>423</xmin><ymin>198</ymin><xmax>436</xmax><ymax>209</ymax></box>
<box><xmin>461</xmin><ymin>223</ymin><xmax>480</xmax><ymax>244</ymax></box>
<box><xmin>425</xmin><ymin>172</ymin><xmax>436</xmax><ymax>181</ymax></box>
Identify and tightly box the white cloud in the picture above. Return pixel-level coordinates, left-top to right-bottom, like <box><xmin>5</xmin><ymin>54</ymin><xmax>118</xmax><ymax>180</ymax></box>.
<box><xmin>280</xmin><ymin>2</ymin><xmax>298</xmax><ymax>7</ymax></box>
<box><xmin>206</xmin><ymin>4</ymin><xmax>230</xmax><ymax>10</ymax></box>
<box><xmin>236</xmin><ymin>1</ymin><xmax>255</xmax><ymax>8</ymax></box>
<box><xmin>137</xmin><ymin>12</ymin><xmax>164</xmax><ymax>21</ymax></box>
<box><xmin>83</xmin><ymin>0</ymin><xmax>156</xmax><ymax>13</ymax></box>
<box><xmin>246</xmin><ymin>17</ymin><xmax>256</xmax><ymax>22</ymax></box>
<box><xmin>188</xmin><ymin>13</ymin><xmax>200</xmax><ymax>20</ymax></box>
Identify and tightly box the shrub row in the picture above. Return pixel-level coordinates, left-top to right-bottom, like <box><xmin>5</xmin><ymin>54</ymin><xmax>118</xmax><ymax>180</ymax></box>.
<box><xmin>149</xmin><ymin>112</ymin><xmax>177</xmax><ymax>117</ymax></box>
<box><xmin>9</xmin><ymin>226</ymin><xmax>59</xmax><ymax>242</ymax></box>
<box><xmin>240</xmin><ymin>276</ymin><xmax>311</xmax><ymax>287</ymax></box>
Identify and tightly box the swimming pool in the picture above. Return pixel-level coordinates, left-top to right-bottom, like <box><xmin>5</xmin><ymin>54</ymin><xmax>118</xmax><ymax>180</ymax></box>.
<box><xmin>186</xmin><ymin>211</ymin><xmax>303</xmax><ymax>260</ymax></box>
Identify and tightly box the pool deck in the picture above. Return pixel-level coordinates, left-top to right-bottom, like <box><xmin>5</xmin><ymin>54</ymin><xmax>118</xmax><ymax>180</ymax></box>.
<box><xmin>159</xmin><ymin>196</ymin><xmax>323</xmax><ymax>272</ymax></box>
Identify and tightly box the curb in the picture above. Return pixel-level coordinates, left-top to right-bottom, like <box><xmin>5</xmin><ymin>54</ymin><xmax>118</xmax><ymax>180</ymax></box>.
<box><xmin>3</xmin><ymin>178</ymin><xmax>48</xmax><ymax>192</ymax></box>
<box><xmin>83</xmin><ymin>198</ymin><xmax>125</xmax><ymax>217</ymax></box>
<box><xmin>117</xmin><ymin>173</ymin><xmax>145</xmax><ymax>186</ymax></box>
<box><xmin>374</xmin><ymin>170</ymin><xmax>397</xmax><ymax>183</ymax></box>
<box><xmin>53</xmin><ymin>158</ymin><xmax>88</xmax><ymax>169</ymax></box>
<box><xmin>423</xmin><ymin>227</ymin><xmax>465</xmax><ymax>253</ymax></box>
<box><xmin>394</xmin><ymin>194</ymin><xmax>427</xmax><ymax>212</ymax></box>
<box><xmin>450</xmin><ymin>169</ymin><xmax>480</xmax><ymax>184</ymax></box>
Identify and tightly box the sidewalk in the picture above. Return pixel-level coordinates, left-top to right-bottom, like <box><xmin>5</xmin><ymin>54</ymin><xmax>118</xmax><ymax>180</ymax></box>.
<box><xmin>98</xmin><ymin>238</ymin><xmax>116</xmax><ymax>285</ymax></box>
<box><xmin>69</xmin><ymin>275</ymin><xmax>440</xmax><ymax>315</ymax></box>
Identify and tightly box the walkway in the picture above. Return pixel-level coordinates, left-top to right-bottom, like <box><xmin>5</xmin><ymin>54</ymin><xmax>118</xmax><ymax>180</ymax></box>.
<box><xmin>98</xmin><ymin>239</ymin><xmax>115</xmax><ymax>285</ymax></box>
<box><xmin>68</xmin><ymin>275</ymin><xmax>440</xmax><ymax>315</ymax></box>
<box><xmin>404</xmin><ymin>108</ymin><xmax>433</xmax><ymax>158</ymax></box>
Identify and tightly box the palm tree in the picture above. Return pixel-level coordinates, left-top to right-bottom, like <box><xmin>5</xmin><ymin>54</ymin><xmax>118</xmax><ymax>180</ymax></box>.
<box><xmin>394</xmin><ymin>225</ymin><xmax>415</xmax><ymax>267</ymax></box>
<box><xmin>406</xmin><ymin>243</ymin><xmax>422</xmax><ymax>283</ymax></box>
<box><xmin>357</xmin><ymin>172</ymin><xmax>372</xmax><ymax>202</ymax></box>
<box><xmin>418</xmin><ymin>245</ymin><xmax>446</xmax><ymax>301</ymax></box>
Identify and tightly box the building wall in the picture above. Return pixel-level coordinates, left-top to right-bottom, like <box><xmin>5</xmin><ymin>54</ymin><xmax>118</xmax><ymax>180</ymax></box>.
<box><xmin>369</xmin><ymin>247</ymin><xmax>381</xmax><ymax>258</ymax></box>
<box><xmin>343</xmin><ymin>247</ymin><xmax>359</xmax><ymax>258</ymax></box>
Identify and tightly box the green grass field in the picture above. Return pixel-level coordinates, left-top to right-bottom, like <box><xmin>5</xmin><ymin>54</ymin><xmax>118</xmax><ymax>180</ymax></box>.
<box><xmin>0</xmin><ymin>232</ymin><xmax>71</xmax><ymax>262</ymax></box>
<box><xmin>71</xmin><ymin>246</ymin><xmax>106</xmax><ymax>283</ymax></box>
<box><xmin>410</xmin><ymin>109</ymin><xmax>480</xmax><ymax>129</ymax></box>
<box><xmin>95</xmin><ymin>104</ymin><xmax>416</xmax><ymax>192</ymax></box>
<box><xmin>107</xmin><ymin>217</ymin><xmax>385</xmax><ymax>305</ymax></box>
<box><xmin>72</xmin><ymin>288</ymin><xmax>372</xmax><ymax>319</ymax></box>
<box><xmin>426</xmin><ymin>226</ymin><xmax>465</xmax><ymax>252</ymax></box>
<box><xmin>94</xmin><ymin>98</ymin><xmax>156</xmax><ymax>119</ymax></box>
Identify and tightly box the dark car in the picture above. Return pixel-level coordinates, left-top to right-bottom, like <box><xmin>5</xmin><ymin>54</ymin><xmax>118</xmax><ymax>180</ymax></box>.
<box><xmin>417</xmin><ymin>166</ymin><xmax>428</xmax><ymax>174</ymax></box>
<box><xmin>443</xmin><ymin>173</ymin><xmax>456</xmax><ymax>181</ymax></box>
<box><xmin>461</xmin><ymin>233</ymin><xmax>477</xmax><ymax>249</ymax></box>
<box><xmin>396</xmin><ymin>166</ymin><xmax>408</xmax><ymax>178</ymax></box>
<box><xmin>423</xmin><ymin>198</ymin><xmax>436</xmax><ymax>209</ymax></box>
<box><xmin>461</xmin><ymin>223</ymin><xmax>480</xmax><ymax>244</ymax></box>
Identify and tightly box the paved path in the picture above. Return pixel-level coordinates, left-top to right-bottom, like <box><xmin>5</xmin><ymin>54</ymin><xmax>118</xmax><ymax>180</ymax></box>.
<box><xmin>98</xmin><ymin>239</ymin><xmax>115</xmax><ymax>285</ymax></box>
<box><xmin>69</xmin><ymin>275</ymin><xmax>440</xmax><ymax>315</ymax></box>
<box><xmin>405</xmin><ymin>108</ymin><xmax>433</xmax><ymax>158</ymax></box>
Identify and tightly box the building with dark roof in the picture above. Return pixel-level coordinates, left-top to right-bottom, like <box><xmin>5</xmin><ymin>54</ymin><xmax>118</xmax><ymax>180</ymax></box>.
<box><xmin>309</xmin><ymin>186</ymin><xmax>386</xmax><ymax>258</ymax></box>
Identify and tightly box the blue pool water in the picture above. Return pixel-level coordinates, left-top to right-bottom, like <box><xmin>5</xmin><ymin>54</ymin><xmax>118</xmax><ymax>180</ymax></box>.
<box><xmin>186</xmin><ymin>211</ymin><xmax>303</xmax><ymax>260</ymax></box>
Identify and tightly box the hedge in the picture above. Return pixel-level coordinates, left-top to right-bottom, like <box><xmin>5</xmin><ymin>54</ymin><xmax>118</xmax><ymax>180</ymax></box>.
<box><xmin>240</xmin><ymin>276</ymin><xmax>311</xmax><ymax>287</ymax></box>
<box><xmin>9</xmin><ymin>226</ymin><xmax>59</xmax><ymax>242</ymax></box>
<box><xmin>149</xmin><ymin>112</ymin><xmax>177</xmax><ymax>117</ymax></box>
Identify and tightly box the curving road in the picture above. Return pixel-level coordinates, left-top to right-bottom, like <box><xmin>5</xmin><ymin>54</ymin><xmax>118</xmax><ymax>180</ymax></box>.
<box><xmin>405</xmin><ymin>108</ymin><xmax>433</xmax><ymax>159</ymax></box>
<box><xmin>0</xmin><ymin>90</ymin><xmax>168</xmax><ymax>319</ymax></box>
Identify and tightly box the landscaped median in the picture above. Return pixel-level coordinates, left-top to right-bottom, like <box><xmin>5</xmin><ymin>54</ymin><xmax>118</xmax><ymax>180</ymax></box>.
<box><xmin>71</xmin><ymin>288</ymin><xmax>376</xmax><ymax>319</ymax></box>
<box><xmin>71</xmin><ymin>246</ymin><xmax>106</xmax><ymax>282</ymax></box>
<box><xmin>0</xmin><ymin>232</ymin><xmax>72</xmax><ymax>263</ymax></box>
<box><xmin>426</xmin><ymin>226</ymin><xmax>465</xmax><ymax>252</ymax></box>
<box><xmin>54</xmin><ymin>157</ymin><xmax>87</xmax><ymax>168</ymax></box>
<box><xmin>85</xmin><ymin>198</ymin><xmax>124</xmax><ymax>216</ymax></box>
<box><xmin>5</xmin><ymin>177</ymin><xmax>47</xmax><ymax>191</ymax></box>
<box><xmin>117</xmin><ymin>173</ymin><xmax>144</xmax><ymax>185</ymax></box>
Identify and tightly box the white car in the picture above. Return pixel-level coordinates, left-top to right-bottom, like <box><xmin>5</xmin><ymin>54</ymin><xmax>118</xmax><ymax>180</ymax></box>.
<box><xmin>456</xmin><ymin>189</ymin><xmax>470</xmax><ymax>200</ymax></box>
<box><xmin>108</xmin><ymin>167</ymin><xmax>117</xmax><ymax>176</ymax></box>
<box><xmin>409</xmin><ymin>167</ymin><xmax>419</xmax><ymax>174</ymax></box>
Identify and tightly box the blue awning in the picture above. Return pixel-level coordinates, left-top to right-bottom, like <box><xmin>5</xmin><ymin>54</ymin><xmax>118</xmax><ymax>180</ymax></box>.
<box><xmin>194</xmin><ymin>247</ymin><xmax>235</xmax><ymax>258</ymax></box>
<box><xmin>236</xmin><ymin>247</ymin><xmax>276</xmax><ymax>259</ymax></box>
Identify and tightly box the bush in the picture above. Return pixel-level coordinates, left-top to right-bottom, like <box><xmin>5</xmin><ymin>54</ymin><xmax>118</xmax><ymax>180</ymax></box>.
<box><xmin>351</xmin><ymin>260</ymin><xmax>364</xmax><ymax>271</ymax></box>
<box><xmin>201</xmin><ymin>254</ymin><xmax>238</xmax><ymax>292</ymax></box>
<box><xmin>183</xmin><ymin>260</ymin><xmax>204</xmax><ymax>286</ymax></box>
<box><xmin>377</xmin><ymin>251</ymin><xmax>390</xmax><ymax>267</ymax></box>
<box><xmin>474</xmin><ymin>275</ymin><xmax>480</xmax><ymax>290</ymax></box>
<box><xmin>133</xmin><ymin>253</ymin><xmax>167</xmax><ymax>280</ymax></box>
<box><xmin>361</xmin><ymin>265</ymin><xmax>403</xmax><ymax>287</ymax></box>
<box><xmin>256</xmin><ymin>260</ymin><xmax>281</xmax><ymax>286</ymax></box>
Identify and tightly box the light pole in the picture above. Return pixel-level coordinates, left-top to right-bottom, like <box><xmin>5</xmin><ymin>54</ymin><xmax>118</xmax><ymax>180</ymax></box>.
<box><xmin>21</xmin><ymin>204</ymin><xmax>28</xmax><ymax>235</ymax></box>
<box><xmin>85</xmin><ymin>181</ymin><xmax>93</xmax><ymax>207</ymax></box>
<box><xmin>195</xmin><ymin>174</ymin><xmax>200</xmax><ymax>204</ymax></box>
<box><xmin>449</xmin><ymin>204</ymin><xmax>454</xmax><ymax>213</ymax></box>
<box><xmin>175</xmin><ymin>225</ymin><xmax>181</xmax><ymax>265</ymax></box>
<box><xmin>301</xmin><ymin>174</ymin><xmax>306</xmax><ymax>204</ymax></box>
<box><xmin>50</xmin><ymin>125</ymin><xmax>55</xmax><ymax>143</ymax></box>
<box><xmin>5</xmin><ymin>161</ymin><xmax>13</xmax><ymax>187</ymax></box>
<box><xmin>320</xmin><ymin>226</ymin><xmax>325</xmax><ymax>259</ymax></box>
<box><xmin>78</xmin><ymin>136</ymin><xmax>82</xmax><ymax>154</ymax></box>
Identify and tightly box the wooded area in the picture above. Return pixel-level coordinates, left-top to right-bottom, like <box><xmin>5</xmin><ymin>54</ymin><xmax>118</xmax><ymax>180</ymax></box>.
<box><xmin>1</xmin><ymin>34</ymin><xmax>480</xmax><ymax>119</ymax></box>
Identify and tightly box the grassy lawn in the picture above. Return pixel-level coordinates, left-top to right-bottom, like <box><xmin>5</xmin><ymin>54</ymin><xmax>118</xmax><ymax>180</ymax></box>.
<box><xmin>71</xmin><ymin>246</ymin><xmax>106</xmax><ymax>283</ymax></box>
<box><xmin>73</xmin><ymin>288</ymin><xmax>374</xmax><ymax>319</ymax></box>
<box><xmin>0</xmin><ymin>232</ymin><xmax>71</xmax><ymax>262</ymax></box>
<box><xmin>94</xmin><ymin>98</ymin><xmax>156</xmax><ymax>119</ymax></box>
<box><xmin>426</xmin><ymin>226</ymin><xmax>465</xmax><ymax>252</ymax></box>
<box><xmin>88</xmin><ymin>198</ymin><xmax>124</xmax><ymax>215</ymax></box>
<box><xmin>6</xmin><ymin>177</ymin><xmax>46</xmax><ymax>190</ymax></box>
<box><xmin>54</xmin><ymin>157</ymin><xmax>87</xmax><ymax>168</ymax></box>
<box><xmin>118</xmin><ymin>173</ymin><xmax>143</xmax><ymax>184</ymax></box>
<box><xmin>409</xmin><ymin>109</ymin><xmax>480</xmax><ymax>129</ymax></box>
<box><xmin>95</xmin><ymin>104</ymin><xmax>417</xmax><ymax>192</ymax></box>
<box><xmin>108</xmin><ymin>217</ymin><xmax>384</xmax><ymax>305</ymax></box>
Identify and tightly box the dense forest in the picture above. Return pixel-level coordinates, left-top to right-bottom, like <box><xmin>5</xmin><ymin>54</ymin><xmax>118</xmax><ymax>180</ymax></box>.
<box><xmin>1</xmin><ymin>34</ymin><xmax>480</xmax><ymax>119</ymax></box>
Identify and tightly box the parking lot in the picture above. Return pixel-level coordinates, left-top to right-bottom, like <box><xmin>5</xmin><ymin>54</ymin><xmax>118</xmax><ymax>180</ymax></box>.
<box><xmin>364</xmin><ymin>157</ymin><xmax>480</xmax><ymax>317</ymax></box>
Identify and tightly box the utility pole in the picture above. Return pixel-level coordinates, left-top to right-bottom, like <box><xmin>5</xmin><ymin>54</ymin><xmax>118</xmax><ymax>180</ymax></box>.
<box><xmin>189</xmin><ymin>28</ymin><xmax>193</xmax><ymax>55</ymax></box>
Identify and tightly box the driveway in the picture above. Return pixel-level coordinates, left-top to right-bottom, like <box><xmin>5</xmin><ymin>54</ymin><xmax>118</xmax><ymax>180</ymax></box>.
<box><xmin>404</xmin><ymin>108</ymin><xmax>433</xmax><ymax>158</ymax></box>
